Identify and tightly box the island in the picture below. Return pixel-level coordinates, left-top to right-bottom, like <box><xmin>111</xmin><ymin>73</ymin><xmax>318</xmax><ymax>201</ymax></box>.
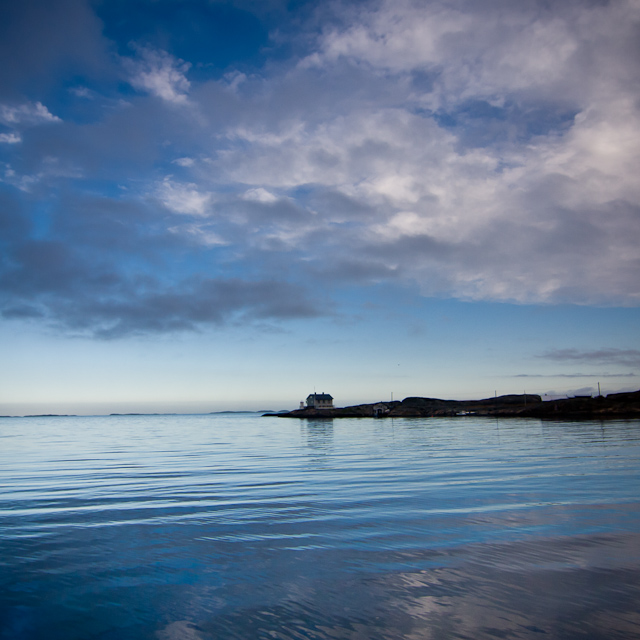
<box><xmin>269</xmin><ymin>390</ymin><xmax>640</xmax><ymax>420</ymax></box>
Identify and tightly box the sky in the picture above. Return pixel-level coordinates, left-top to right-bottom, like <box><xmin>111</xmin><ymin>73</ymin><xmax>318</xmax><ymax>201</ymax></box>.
<box><xmin>1</xmin><ymin>0</ymin><xmax>639</xmax><ymax>415</ymax></box>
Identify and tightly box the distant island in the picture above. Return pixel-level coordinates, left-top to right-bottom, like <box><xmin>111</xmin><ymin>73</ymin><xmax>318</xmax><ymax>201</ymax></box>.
<box><xmin>24</xmin><ymin>414</ymin><xmax>78</xmax><ymax>418</ymax></box>
<box><xmin>269</xmin><ymin>390</ymin><xmax>640</xmax><ymax>420</ymax></box>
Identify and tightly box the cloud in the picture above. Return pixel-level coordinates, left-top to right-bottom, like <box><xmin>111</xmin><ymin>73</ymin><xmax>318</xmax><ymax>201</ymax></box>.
<box><xmin>513</xmin><ymin>372</ymin><xmax>637</xmax><ymax>379</ymax></box>
<box><xmin>200</xmin><ymin>0</ymin><xmax>640</xmax><ymax>305</ymax></box>
<box><xmin>1</xmin><ymin>156</ymin><xmax>82</xmax><ymax>192</ymax></box>
<box><xmin>1</xmin><ymin>0</ymin><xmax>640</xmax><ymax>340</ymax></box>
<box><xmin>1</xmin><ymin>303</ymin><xmax>46</xmax><ymax>319</ymax></box>
<box><xmin>242</xmin><ymin>188</ymin><xmax>279</xmax><ymax>204</ymax></box>
<box><xmin>69</xmin><ymin>86</ymin><xmax>96</xmax><ymax>99</ymax></box>
<box><xmin>168</xmin><ymin>222</ymin><xmax>227</xmax><ymax>246</ymax></box>
<box><xmin>305</xmin><ymin>0</ymin><xmax>640</xmax><ymax>108</ymax></box>
<box><xmin>214</xmin><ymin>97</ymin><xmax>639</xmax><ymax>302</ymax></box>
<box><xmin>49</xmin><ymin>277</ymin><xmax>324</xmax><ymax>339</ymax></box>
<box><xmin>537</xmin><ymin>349</ymin><xmax>640</xmax><ymax>368</ymax></box>
<box><xmin>0</xmin><ymin>133</ymin><xmax>21</xmax><ymax>144</ymax></box>
<box><xmin>0</xmin><ymin>100</ymin><xmax>60</xmax><ymax>157</ymax></box>
<box><xmin>1</xmin><ymin>273</ymin><xmax>324</xmax><ymax>338</ymax></box>
<box><xmin>0</xmin><ymin>0</ymin><xmax>111</xmax><ymax>102</ymax></box>
<box><xmin>2</xmin><ymin>167</ymin><xmax>40</xmax><ymax>192</ymax></box>
<box><xmin>0</xmin><ymin>190</ymin><xmax>323</xmax><ymax>338</ymax></box>
<box><xmin>0</xmin><ymin>101</ymin><xmax>60</xmax><ymax>126</ymax></box>
<box><xmin>125</xmin><ymin>46</ymin><xmax>191</xmax><ymax>105</ymax></box>
<box><xmin>173</xmin><ymin>157</ymin><xmax>195</xmax><ymax>167</ymax></box>
<box><xmin>157</xmin><ymin>178</ymin><xmax>212</xmax><ymax>216</ymax></box>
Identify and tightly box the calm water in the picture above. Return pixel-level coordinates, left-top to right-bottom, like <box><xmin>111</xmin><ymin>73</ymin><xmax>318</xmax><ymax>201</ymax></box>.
<box><xmin>1</xmin><ymin>414</ymin><xmax>640</xmax><ymax>640</ymax></box>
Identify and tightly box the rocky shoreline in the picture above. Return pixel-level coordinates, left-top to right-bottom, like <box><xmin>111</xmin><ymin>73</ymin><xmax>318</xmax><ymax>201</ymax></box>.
<box><xmin>268</xmin><ymin>390</ymin><xmax>640</xmax><ymax>420</ymax></box>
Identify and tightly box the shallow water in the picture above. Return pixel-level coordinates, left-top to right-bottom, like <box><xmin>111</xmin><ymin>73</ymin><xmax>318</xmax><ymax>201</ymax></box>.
<box><xmin>1</xmin><ymin>414</ymin><xmax>639</xmax><ymax>639</ymax></box>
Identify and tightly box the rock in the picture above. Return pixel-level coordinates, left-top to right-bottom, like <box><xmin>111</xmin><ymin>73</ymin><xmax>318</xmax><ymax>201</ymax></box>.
<box><xmin>270</xmin><ymin>391</ymin><xmax>640</xmax><ymax>420</ymax></box>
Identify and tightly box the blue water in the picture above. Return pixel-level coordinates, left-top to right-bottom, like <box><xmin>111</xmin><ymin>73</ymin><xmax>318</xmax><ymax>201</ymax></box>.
<box><xmin>1</xmin><ymin>414</ymin><xmax>640</xmax><ymax>639</ymax></box>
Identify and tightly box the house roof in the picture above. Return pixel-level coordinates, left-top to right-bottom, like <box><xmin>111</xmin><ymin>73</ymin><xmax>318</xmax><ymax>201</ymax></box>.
<box><xmin>307</xmin><ymin>393</ymin><xmax>333</xmax><ymax>400</ymax></box>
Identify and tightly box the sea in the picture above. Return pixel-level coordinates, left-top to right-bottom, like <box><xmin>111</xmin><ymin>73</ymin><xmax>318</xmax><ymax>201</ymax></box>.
<box><xmin>1</xmin><ymin>413</ymin><xmax>639</xmax><ymax>640</ymax></box>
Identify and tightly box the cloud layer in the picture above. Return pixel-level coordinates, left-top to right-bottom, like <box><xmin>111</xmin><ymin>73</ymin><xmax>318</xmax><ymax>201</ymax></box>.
<box><xmin>538</xmin><ymin>348</ymin><xmax>640</xmax><ymax>369</ymax></box>
<box><xmin>1</xmin><ymin>0</ymin><xmax>639</xmax><ymax>337</ymax></box>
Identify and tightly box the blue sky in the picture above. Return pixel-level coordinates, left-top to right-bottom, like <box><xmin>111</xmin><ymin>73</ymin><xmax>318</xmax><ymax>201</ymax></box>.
<box><xmin>1</xmin><ymin>0</ymin><xmax>639</xmax><ymax>415</ymax></box>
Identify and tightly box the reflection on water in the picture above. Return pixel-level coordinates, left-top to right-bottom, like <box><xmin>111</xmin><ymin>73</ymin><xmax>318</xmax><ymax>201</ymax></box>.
<box><xmin>301</xmin><ymin>418</ymin><xmax>334</xmax><ymax>454</ymax></box>
<box><xmin>1</xmin><ymin>414</ymin><xmax>640</xmax><ymax>639</ymax></box>
<box><xmin>160</xmin><ymin>536</ymin><xmax>640</xmax><ymax>640</ymax></box>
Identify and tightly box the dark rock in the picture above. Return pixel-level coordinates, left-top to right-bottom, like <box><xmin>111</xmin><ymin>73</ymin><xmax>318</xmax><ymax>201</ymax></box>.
<box><xmin>271</xmin><ymin>391</ymin><xmax>640</xmax><ymax>420</ymax></box>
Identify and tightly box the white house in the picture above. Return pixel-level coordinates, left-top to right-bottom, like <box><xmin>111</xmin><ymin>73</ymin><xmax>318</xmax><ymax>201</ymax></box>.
<box><xmin>306</xmin><ymin>393</ymin><xmax>334</xmax><ymax>409</ymax></box>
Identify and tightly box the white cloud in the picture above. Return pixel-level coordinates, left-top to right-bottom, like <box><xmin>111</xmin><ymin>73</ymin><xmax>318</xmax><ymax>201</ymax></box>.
<box><xmin>0</xmin><ymin>101</ymin><xmax>60</xmax><ymax>126</ymax></box>
<box><xmin>126</xmin><ymin>46</ymin><xmax>191</xmax><ymax>105</ymax></box>
<box><xmin>168</xmin><ymin>223</ymin><xmax>227</xmax><ymax>246</ymax></box>
<box><xmin>157</xmin><ymin>178</ymin><xmax>211</xmax><ymax>216</ymax></box>
<box><xmin>305</xmin><ymin>1</ymin><xmax>471</xmax><ymax>74</ymax></box>
<box><xmin>1</xmin><ymin>157</ymin><xmax>82</xmax><ymax>192</ymax></box>
<box><xmin>304</xmin><ymin>0</ymin><xmax>640</xmax><ymax>110</ymax></box>
<box><xmin>242</xmin><ymin>188</ymin><xmax>279</xmax><ymax>204</ymax></box>
<box><xmin>3</xmin><ymin>0</ymin><xmax>636</xmax><ymax>316</ymax></box>
<box><xmin>0</xmin><ymin>133</ymin><xmax>21</xmax><ymax>144</ymax></box>
<box><xmin>70</xmin><ymin>86</ymin><xmax>96</xmax><ymax>99</ymax></box>
<box><xmin>2</xmin><ymin>166</ymin><xmax>38</xmax><ymax>192</ymax></box>
<box><xmin>202</xmin><ymin>0</ymin><xmax>640</xmax><ymax>305</ymax></box>
<box><xmin>223</xmin><ymin>70</ymin><xmax>248</xmax><ymax>93</ymax></box>
<box><xmin>173</xmin><ymin>157</ymin><xmax>195</xmax><ymax>167</ymax></box>
<box><xmin>215</xmin><ymin>91</ymin><xmax>639</xmax><ymax>306</ymax></box>
<box><xmin>221</xmin><ymin>108</ymin><xmax>483</xmax><ymax>223</ymax></box>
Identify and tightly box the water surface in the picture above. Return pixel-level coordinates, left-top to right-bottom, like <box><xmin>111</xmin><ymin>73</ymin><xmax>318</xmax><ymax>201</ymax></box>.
<box><xmin>1</xmin><ymin>414</ymin><xmax>639</xmax><ymax>639</ymax></box>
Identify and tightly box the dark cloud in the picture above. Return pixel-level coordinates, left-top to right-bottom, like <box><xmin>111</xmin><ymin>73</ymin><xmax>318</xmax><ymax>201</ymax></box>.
<box><xmin>2</xmin><ymin>239</ymin><xmax>89</xmax><ymax>295</ymax></box>
<box><xmin>1</xmin><ymin>304</ymin><xmax>46</xmax><ymax>319</ymax></box>
<box><xmin>237</xmin><ymin>194</ymin><xmax>315</xmax><ymax>225</ymax></box>
<box><xmin>514</xmin><ymin>372</ymin><xmax>638</xmax><ymax>378</ymax></box>
<box><xmin>0</xmin><ymin>187</ymin><xmax>324</xmax><ymax>337</ymax></box>
<box><xmin>1</xmin><ymin>0</ymin><xmax>639</xmax><ymax>341</ymax></box>
<box><xmin>15</xmin><ymin>99</ymin><xmax>199</xmax><ymax>179</ymax></box>
<box><xmin>53</xmin><ymin>277</ymin><xmax>325</xmax><ymax>339</ymax></box>
<box><xmin>0</xmin><ymin>191</ymin><xmax>30</xmax><ymax>242</ymax></box>
<box><xmin>537</xmin><ymin>349</ymin><xmax>640</xmax><ymax>368</ymax></box>
<box><xmin>313</xmin><ymin>259</ymin><xmax>402</xmax><ymax>285</ymax></box>
<box><xmin>0</xmin><ymin>191</ymin><xmax>175</xmax><ymax>299</ymax></box>
<box><xmin>0</xmin><ymin>0</ymin><xmax>110</xmax><ymax>100</ymax></box>
<box><xmin>1</xmin><ymin>242</ymin><xmax>325</xmax><ymax>337</ymax></box>
<box><xmin>305</xmin><ymin>187</ymin><xmax>379</xmax><ymax>219</ymax></box>
<box><xmin>366</xmin><ymin>234</ymin><xmax>453</xmax><ymax>262</ymax></box>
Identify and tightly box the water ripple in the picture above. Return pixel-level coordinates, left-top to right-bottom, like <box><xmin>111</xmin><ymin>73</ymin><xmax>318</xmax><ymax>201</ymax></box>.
<box><xmin>1</xmin><ymin>414</ymin><xmax>640</xmax><ymax>639</ymax></box>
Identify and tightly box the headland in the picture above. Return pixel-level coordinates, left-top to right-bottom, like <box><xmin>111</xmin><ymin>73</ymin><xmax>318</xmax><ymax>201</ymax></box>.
<box><xmin>269</xmin><ymin>390</ymin><xmax>640</xmax><ymax>420</ymax></box>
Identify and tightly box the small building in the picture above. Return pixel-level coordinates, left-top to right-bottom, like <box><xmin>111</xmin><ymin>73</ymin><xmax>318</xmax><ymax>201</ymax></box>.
<box><xmin>372</xmin><ymin>403</ymin><xmax>389</xmax><ymax>417</ymax></box>
<box><xmin>306</xmin><ymin>393</ymin><xmax>334</xmax><ymax>409</ymax></box>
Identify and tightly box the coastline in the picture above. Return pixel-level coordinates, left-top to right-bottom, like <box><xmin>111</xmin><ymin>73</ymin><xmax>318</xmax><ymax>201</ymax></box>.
<box><xmin>268</xmin><ymin>390</ymin><xmax>640</xmax><ymax>420</ymax></box>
